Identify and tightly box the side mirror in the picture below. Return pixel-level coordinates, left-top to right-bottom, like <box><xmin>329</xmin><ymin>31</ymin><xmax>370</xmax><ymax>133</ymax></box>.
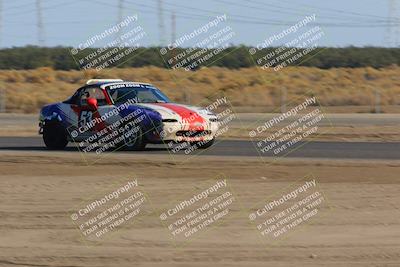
<box><xmin>86</xmin><ymin>97</ymin><xmax>98</xmax><ymax>111</ymax></box>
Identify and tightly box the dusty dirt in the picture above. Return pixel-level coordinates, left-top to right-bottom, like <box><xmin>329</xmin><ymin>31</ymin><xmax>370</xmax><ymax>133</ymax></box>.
<box><xmin>0</xmin><ymin>151</ymin><xmax>399</xmax><ymax>267</ymax></box>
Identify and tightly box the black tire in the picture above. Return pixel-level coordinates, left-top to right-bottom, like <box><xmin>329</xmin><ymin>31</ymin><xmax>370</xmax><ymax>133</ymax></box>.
<box><xmin>43</xmin><ymin>122</ymin><xmax>68</xmax><ymax>150</ymax></box>
<box><xmin>191</xmin><ymin>138</ymin><xmax>215</xmax><ymax>149</ymax></box>
<box><xmin>120</xmin><ymin>124</ymin><xmax>147</xmax><ymax>151</ymax></box>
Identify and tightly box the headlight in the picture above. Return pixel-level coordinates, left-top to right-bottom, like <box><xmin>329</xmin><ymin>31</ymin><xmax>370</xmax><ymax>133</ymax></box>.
<box><xmin>198</xmin><ymin>109</ymin><xmax>215</xmax><ymax>116</ymax></box>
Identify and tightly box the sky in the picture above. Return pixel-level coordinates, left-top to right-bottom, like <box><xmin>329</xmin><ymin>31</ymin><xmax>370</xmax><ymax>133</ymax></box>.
<box><xmin>0</xmin><ymin>0</ymin><xmax>397</xmax><ymax>48</ymax></box>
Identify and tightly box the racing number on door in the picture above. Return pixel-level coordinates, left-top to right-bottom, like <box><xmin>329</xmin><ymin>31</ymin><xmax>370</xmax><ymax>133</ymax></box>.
<box><xmin>79</xmin><ymin>110</ymin><xmax>93</xmax><ymax>127</ymax></box>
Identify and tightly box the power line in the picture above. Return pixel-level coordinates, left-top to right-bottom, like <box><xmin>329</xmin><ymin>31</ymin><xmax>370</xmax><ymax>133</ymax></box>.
<box><xmin>264</xmin><ymin>0</ymin><xmax>400</xmax><ymax>22</ymax></box>
<box><xmin>80</xmin><ymin>0</ymin><xmax>399</xmax><ymax>29</ymax></box>
<box><xmin>145</xmin><ymin>0</ymin><xmax>400</xmax><ymax>27</ymax></box>
<box><xmin>215</xmin><ymin>0</ymin><xmax>345</xmax><ymax>22</ymax></box>
<box><xmin>238</xmin><ymin>0</ymin><xmax>396</xmax><ymax>22</ymax></box>
<box><xmin>4</xmin><ymin>0</ymin><xmax>81</xmax><ymax>17</ymax></box>
<box><xmin>61</xmin><ymin>0</ymin><xmax>400</xmax><ymax>30</ymax></box>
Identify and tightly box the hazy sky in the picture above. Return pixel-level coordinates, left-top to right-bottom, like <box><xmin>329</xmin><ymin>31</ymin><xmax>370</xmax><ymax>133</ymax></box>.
<box><xmin>1</xmin><ymin>0</ymin><xmax>396</xmax><ymax>48</ymax></box>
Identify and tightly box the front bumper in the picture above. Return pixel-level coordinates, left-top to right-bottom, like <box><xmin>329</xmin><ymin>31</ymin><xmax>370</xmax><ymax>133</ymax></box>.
<box><xmin>38</xmin><ymin>121</ymin><xmax>44</xmax><ymax>134</ymax></box>
<box><xmin>160</xmin><ymin>121</ymin><xmax>219</xmax><ymax>142</ymax></box>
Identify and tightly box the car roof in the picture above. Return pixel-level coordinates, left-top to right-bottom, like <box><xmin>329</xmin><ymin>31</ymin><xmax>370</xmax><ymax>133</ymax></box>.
<box><xmin>84</xmin><ymin>79</ymin><xmax>154</xmax><ymax>89</ymax></box>
<box><xmin>100</xmin><ymin>82</ymin><xmax>154</xmax><ymax>89</ymax></box>
<box><xmin>86</xmin><ymin>79</ymin><xmax>123</xmax><ymax>85</ymax></box>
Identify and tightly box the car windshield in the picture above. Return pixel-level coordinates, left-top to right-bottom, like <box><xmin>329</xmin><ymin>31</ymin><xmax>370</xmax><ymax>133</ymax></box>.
<box><xmin>108</xmin><ymin>86</ymin><xmax>170</xmax><ymax>104</ymax></box>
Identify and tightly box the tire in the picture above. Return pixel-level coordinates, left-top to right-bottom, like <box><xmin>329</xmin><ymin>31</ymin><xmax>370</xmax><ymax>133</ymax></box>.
<box><xmin>191</xmin><ymin>138</ymin><xmax>215</xmax><ymax>149</ymax></box>
<box><xmin>120</xmin><ymin>123</ymin><xmax>147</xmax><ymax>151</ymax></box>
<box><xmin>43</xmin><ymin>122</ymin><xmax>68</xmax><ymax>150</ymax></box>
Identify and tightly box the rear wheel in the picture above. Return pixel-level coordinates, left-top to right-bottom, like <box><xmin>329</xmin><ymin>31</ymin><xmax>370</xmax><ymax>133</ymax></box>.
<box><xmin>43</xmin><ymin>122</ymin><xmax>68</xmax><ymax>150</ymax></box>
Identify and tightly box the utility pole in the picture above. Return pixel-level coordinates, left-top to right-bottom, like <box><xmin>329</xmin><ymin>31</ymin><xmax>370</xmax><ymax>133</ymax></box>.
<box><xmin>0</xmin><ymin>0</ymin><xmax>2</xmax><ymax>47</ymax></box>
<box><xmin>386</xmin><ymin>0</ymin><xmax>400</xmax><ymax>47</ymax></box>
<box><xmin>374</xmin><ymin>89</ymin><xmax>381</xmax><ymax>114</ymax></box>
<box><xmin>281</xmin><ymin>87</ymin><xmax>287</xmax><ymax>113</ymax></box>
<box><xmin>157</xmin><ymin>0</ymin><xmax>166</xmax><ymax>46</ymax></box>
<box><xmin>36</xmin><ymin>0</ymin><xmax>45</xmax><ymax>46</ymax></box>
<box><xmin>183</xmin><ymin>91</ymin><xmax>190</xmax><ymax>104</ymax></box>
<box><xmin>0</xmin><ymin>82</ymin><xmax>5</xmax><ymax>113</ymax></box>
<box><xmin>171</xmin><ymin>11</ymin><xmax>176</xmax><ymax>45</ymax></box>
<box><xmin>0</xmin><ymin>0</ymin><xmax>3</xmax><ymax>113</ymax></box>
<box><xmin>117</xmin><ymin>0</ymin><xmax>124</xmax><ymax>40</ymax></box>
<box><xmin>170</xmin><ymin>11</ymin><xmax>176</xmax><ymax>68</ymax></box>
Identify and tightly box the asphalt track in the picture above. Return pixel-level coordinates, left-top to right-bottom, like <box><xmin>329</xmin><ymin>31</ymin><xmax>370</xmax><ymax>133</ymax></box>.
<box><xmin>0</xmin><ymin>136</ymin><xmax>399</xmax><ymax>160</ymax></box>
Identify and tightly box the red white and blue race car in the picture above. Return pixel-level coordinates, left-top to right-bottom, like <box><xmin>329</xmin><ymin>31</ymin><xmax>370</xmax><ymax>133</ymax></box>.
<box><xmin>39</xmin><ymin>79</ymin><xmax>219</xmax><ymax>151</ymax></box>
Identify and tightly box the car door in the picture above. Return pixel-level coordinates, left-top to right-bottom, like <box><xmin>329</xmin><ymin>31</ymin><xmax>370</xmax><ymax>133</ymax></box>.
<box><xmin>74</xmin><ymin>87</ymin><xmax>101</xmax><ymax>140</ymax></box>
<box><xmin>77</xmin><ymin>87</ymin><xmax>121</xmax><ymax>140</ymax></box>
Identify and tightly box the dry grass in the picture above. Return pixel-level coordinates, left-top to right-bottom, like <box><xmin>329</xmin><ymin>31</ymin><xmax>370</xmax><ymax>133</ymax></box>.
<box><xmin>1</xmin><ymin>66</ymin><xmax>400</xmax><ymax>113</ymax></box>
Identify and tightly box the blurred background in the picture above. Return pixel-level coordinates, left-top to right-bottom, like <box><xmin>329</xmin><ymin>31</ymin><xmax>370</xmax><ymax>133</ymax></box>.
<box><xmin>0</xmin><ymin>0</ymin><xmax>399</xmax><ymax>113</ymax></box>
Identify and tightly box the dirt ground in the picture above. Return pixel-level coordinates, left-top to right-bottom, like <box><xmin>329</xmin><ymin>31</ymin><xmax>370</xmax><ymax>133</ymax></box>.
<box><xmin>0</xmin><ymin>151</ymin><xmax>399</xmax><ymax>267</ymax></box>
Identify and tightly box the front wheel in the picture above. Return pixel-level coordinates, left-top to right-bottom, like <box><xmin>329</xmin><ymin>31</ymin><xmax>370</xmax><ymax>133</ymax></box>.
<box><xmin>43</xmin><ymin>122</ymin><xmax>68</xmax><ymax>150</ymax></box>
<box><xmin>120</xmin><ymin>124</ymin><xmax>147</xmax><ymax>151</ymax></box>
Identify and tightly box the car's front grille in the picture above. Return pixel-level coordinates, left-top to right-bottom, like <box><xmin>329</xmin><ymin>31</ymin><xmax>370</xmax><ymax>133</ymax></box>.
<box><xmin>176</xmin><ymin>130</ymin><xmax>211</xmax><ymax>137</ymax></box>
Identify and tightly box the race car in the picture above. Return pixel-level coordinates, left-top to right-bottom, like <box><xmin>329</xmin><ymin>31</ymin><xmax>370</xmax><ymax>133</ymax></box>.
<box><xmin>39</xmin><ymin>79</ymin><xmax>219</xmax><ymax>151</ymax></box>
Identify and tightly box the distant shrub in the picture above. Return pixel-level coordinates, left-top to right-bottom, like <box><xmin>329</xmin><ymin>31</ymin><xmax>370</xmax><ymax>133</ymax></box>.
<box><xmin>0</xmin><ymin>46</ymin><xmax>399</xmax><ymax>70</ymax></box>
<box><xmin>0</xmin><ymin>66</ymin><xmax>399</xmax><ymax>113</ymax></box>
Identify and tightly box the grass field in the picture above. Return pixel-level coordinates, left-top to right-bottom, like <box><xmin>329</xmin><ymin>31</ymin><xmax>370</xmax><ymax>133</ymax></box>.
<box><xmin>1</xmin><ymin>66</ymin><xmax>400</xmax><ymax>113</ymax></box>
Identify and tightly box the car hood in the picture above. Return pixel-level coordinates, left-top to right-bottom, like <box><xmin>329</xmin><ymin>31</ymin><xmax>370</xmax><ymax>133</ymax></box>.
<box><xmin>135</xmin><ymin>103</ymin><xmax>215</xmax><ymax>120</ymax></box>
